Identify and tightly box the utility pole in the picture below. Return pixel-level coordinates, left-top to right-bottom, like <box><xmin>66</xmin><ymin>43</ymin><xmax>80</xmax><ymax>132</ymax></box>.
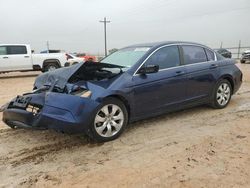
<box><xmin>220</xmin><ymin>41</ymin><xmax>223</xmax><ymax>49</ymax></box>
<box><xmin>46</xmin><ymin>41</ymin><xmax>50</xmax><ymax>53</ymax></box>
<box><xmin>99</xmin><ymin>17</ymin><xmax>110</xmax><ymax>57</ymax></box>
<box><xmin>237</xmin><ymin>40</ymin><xmax>241</xmax><ymax>59</ymax></box>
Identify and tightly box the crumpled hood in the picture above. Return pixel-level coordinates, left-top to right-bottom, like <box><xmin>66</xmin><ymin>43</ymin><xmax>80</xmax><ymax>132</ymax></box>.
<box><xmin>34</xmin><ymin>63</ymin><xmax>83</xmax><ymax>89</ymax></box>
<box><xmin>34</xmin><ymin>62</ymin><xmax>125</xmax><ymax>90</ymax></box>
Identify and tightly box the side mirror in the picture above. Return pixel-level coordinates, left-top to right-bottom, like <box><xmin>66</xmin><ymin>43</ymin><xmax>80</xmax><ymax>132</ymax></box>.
<box><xmin>138</xmin><ymin>64</ymin><xmax>159</xmax><ymax>75</ymax></box>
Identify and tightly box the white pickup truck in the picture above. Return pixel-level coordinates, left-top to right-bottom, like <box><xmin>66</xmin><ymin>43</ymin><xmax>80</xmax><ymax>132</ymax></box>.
<box><xmin>0</xmin><ymin>44</ymin><xmax>67</xmax><ymax>73</ymax></box>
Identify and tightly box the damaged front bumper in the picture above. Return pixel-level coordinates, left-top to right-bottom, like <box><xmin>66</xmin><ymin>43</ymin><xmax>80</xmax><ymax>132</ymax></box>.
<box><xmin>2</xmin><ymin>92</ymin><xmax>100</xmax><ymax>134</ymax></box>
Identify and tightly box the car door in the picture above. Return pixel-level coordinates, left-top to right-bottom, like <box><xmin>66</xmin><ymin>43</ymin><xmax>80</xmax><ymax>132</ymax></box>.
<box><xmin>132</xmin><ymin>45</ymin><xmax>187</xmax><ymax>118</ymax></box>
<box><xmin>181</xmin><ymin>45</ymin><xmax>219</xmax><ymax>101</ymax></box>
<box><xmin>6</xmin><ymin>45</ymin><xmax>32</xmax><ymax>70</ymax></box>
<box><xmin>0</xmin><ymin>46</ymin><xmax>9</xmax><ymax>71</ymax></box>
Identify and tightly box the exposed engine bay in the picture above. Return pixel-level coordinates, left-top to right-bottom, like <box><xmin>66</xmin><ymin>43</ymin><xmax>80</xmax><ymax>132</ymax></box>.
<box><xmin>68</xmin><ymin>62</ymin><xmax>124</xmax><ymax>83</ymax></box>
<box><xmin>32</xmin><ymin>62</ymin><xmax>125</xmax><ymax>95</ymax></box>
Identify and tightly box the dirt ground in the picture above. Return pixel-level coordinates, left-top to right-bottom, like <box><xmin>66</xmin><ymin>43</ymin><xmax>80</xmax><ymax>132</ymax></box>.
<box><xmin>0</xmin><ymin>63</ymin><xmax>250</xmax><ymax>188</ymax></box>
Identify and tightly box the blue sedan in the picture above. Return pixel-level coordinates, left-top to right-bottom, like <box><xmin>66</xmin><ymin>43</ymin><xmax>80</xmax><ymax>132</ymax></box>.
<box><xmin>1</xmin><ymin>41</ymin><xmax>242</xmax><ymax>142</ymax></box>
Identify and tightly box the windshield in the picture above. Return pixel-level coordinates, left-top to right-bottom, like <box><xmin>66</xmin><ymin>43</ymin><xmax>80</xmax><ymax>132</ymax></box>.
<box><xmin>101</xmin><ymin>47</ymin><xmax>151</xmax><ymax>67</ymax></box>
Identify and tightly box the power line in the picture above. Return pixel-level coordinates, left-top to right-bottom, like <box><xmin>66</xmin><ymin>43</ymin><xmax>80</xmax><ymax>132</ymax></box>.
<box><xmin>99</xmin><ymin>17</ymin><xmax>111</xmax><ymax>57</ymax></box>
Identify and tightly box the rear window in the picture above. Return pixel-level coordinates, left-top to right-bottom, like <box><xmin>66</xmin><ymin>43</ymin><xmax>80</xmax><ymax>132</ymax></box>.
<box><xmin>182</xmin><ymin>45</ymin><xmax>207</xmax><ymax>64</ymax></box>
<box><xmin>217</xmin><ymin>49</ymin><xmax>226</xmax><ymax>53</ymax></box>
<box><xmin>216</xmin><ymin>52</ymin><xmax>225</xmax><ymax>60</ymax></box>
<box><xmin>205</xmin><ymin>49</ymin><xmax>215</xmax><ymax>61</ymax></box>
<box><xmin>7</xmin><ymin>46</ymin><xmax>27</xmax><ymax>55</ymax></box>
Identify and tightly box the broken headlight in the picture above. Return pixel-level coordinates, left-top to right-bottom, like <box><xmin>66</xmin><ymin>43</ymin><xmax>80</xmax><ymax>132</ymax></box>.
<box><xmin>68</xmin><ymin>85</ymin><xmax>92</xmax><ymax>98</ymax></box>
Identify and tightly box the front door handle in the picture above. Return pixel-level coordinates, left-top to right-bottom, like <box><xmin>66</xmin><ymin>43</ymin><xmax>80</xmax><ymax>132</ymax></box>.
<box><xmin>3</xmin><ymin>56</ymin><xmax>8</xmax><ymax>59</ymax></box>
<box><xmin>210</xmin><ymin>64</ymin><xmax>218</xmax><ymax>69</ymax></box>
<box><xmin>24</xmin><ymin>56</ymin><xmax>30</xmax><ymax>58</ymax></box>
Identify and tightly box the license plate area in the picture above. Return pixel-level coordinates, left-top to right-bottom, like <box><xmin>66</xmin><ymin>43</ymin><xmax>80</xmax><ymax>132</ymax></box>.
<box><xmin>13</xmin><ymin>95</ymin><xmax>32</xmax><ymax>108</ymax></box>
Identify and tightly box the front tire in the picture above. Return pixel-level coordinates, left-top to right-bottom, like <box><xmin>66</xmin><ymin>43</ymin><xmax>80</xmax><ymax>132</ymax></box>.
<box><xmin>240</xmin><ymin>60</ymin><xmax>245</xmax><ymax>64</ymax></box>
<box><xmin>211</xmin><ymin>79</ymin><xmax>232</xmax><ymax>109</ymax></box>
<box><xmin>88</xmin><ymin>98</ymin><xmax>128</xmax><ymax>142</ymax></box>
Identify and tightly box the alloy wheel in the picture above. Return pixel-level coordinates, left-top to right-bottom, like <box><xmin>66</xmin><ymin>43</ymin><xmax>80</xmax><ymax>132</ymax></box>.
<box><xmin>94</xmin><ymin>104</ymin><xmax>124</xmax><ymax>138</ymax></box>
<box><xmin>216</xmin><ymin>83</ymin><xmax>231</xmax><ymax>106</ymax></box>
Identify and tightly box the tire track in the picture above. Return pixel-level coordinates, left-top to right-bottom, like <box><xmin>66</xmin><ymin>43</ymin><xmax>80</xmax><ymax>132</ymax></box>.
<box><xmin>0</xmin><ymin>136</ymin><xmax>88</xmax><ymax>167</ymax></box>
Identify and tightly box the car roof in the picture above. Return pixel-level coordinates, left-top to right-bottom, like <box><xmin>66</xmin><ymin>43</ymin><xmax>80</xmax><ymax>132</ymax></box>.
<box><xmin>125</xmin><ymin>41</ymin><xmax>209</xmax><ymax>49</ymax></box>
<box><xmin>123</xmin><ymin>41</ymin><xmax>215</xmax><ymax>52</ymax></box>
<box><xmin>0</xmin><ymin>44</ymin><xmax>28</xmax><ymax>46</ymax></box>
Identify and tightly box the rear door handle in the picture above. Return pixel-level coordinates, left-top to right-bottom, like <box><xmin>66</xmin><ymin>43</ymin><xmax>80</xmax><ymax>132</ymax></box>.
<box><xmin>175</xmin><ymin>70</ymin><xmax>185</xmax><ymax>76</ymax></box>
<box><xmin>24</xmin><ymin>56</ymin><xmax>30</xmax><ymax>58</ymax></box>
<box><xmin>210</xmin><ymin>64</ymin><xmax>218</xmax><ymax>69</ymax></box>
<box><xmin>3</xmin><ymin>56</ymin><xmax>8</xmax><ymax>59</ymax></box>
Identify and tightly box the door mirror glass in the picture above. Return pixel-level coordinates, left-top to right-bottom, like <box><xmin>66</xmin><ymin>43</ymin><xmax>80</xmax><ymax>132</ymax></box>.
<box><xmin>138</xmin><ymin>64</ymin><xmax>159</xmax><ymax>74</ymax></box>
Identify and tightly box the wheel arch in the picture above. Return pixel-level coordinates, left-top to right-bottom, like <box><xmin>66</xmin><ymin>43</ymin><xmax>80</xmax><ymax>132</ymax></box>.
<box><xmin>42</xmin><ymin>59</ymin><xmax>61</xmax><ymax>69</ymax></box>
<box><xmin>104</xmin><ymin>94</ymin><xmax>131</xmax><ymax>121</ymax></box>
<box><xmin>218</xmin><ymin>74</ymin><xmax>234</xmax><ymax>92</ymax></box>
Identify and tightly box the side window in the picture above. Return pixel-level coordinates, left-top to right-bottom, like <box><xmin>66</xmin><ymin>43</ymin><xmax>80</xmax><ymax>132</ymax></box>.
<box><xmin>0</xmin><ymin>46</ymin><xmax>7</xmax><ymax>55</ymax></box>
<box><xmin>205</xmin><ymin>48</ymin><xmax>215</xmax><ymax>61</ymax></box>
<box><xmin>182</xmin><ymin>45</ymin><xmax>207</xmax><ymax>64</ymax></box>
<box><xmin>7</xmin><ymin>46</ymin><xmax>27</xmax><ymax>55</ymax></box>
<box><xmin>145</xmin><ymin>45</ymin><xmax>180</xmax><ymax>69</ymax></box>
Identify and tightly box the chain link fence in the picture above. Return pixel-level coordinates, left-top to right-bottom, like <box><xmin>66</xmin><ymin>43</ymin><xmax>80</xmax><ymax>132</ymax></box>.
<box><xmin>214</xmin><ymin>41</ymin><xmax>250</xmax><ymax>59</ymax></box>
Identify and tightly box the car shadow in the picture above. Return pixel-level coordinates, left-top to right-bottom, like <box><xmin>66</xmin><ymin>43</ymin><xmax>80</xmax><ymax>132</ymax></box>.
<box><xmin>126</xmin><ymin>105</ymin><xmax>212</xmax><ymax>133</ymax></box>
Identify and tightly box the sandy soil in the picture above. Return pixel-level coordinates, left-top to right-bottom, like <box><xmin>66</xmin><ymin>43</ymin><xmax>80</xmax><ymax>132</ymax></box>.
<box><xmin>0</xmin><ymin>63</ymin><xmax>250</xmax><ymax>188</ymax></box>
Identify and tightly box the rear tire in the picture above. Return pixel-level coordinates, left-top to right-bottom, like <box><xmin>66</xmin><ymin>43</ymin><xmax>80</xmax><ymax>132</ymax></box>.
<box><xmin>44</xmin><ymin>62</ymin><xmax>59</xmax><ymax>72</ymax></box>
<box><xmin>87</xmin><ymin>98</ymin><xmax>128</xmax><ymax>142</ymax></box>
<box><xmin>210</xmin><ymin>79</ymin><xmax>232</xmax><ymax>109</ymax></box>
<box><xmin>240</xmin><ymin>60</ymin><xmax>245</xmax><ymax>64</ymax></box>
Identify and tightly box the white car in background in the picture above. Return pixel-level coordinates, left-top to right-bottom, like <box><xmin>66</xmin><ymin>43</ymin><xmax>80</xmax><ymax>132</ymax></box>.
<box><xmin>65</xmin><ymin>53</ymin><xmax>85</xmax><ymax>66</ymax></box>
<box><xmin>240</xmin><ymin>50</ymin><xmax>250</xmax><ymax>63</ymax></box>
<box><xmin>0</xmin><ymin>44</ymin><xmax>67</xmax><ymax>73</ymax></box>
